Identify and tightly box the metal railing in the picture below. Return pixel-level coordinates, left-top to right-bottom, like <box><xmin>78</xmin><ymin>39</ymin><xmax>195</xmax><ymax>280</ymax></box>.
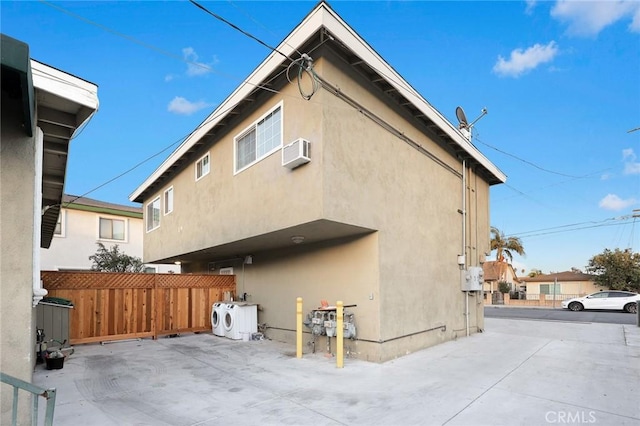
<box><xmin>0</xmin><ymin>372</ymin><xmax>56</xmax><ymax>426</ymax></box>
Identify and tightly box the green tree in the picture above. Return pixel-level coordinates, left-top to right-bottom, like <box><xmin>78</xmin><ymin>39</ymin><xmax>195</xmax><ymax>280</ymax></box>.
<box><xmin>586</xmin><ymin>248</ymin><xmax>640</xmax><ymax>292</ymax></box>
<box><xmin>498</xmin><ymin>281</ymin><xmax>511</xmax><ymax>294</ymax></box>
<box><xmin>490</xmin><ymin>226</ymin><xmax>525</xmax><ymax>263</ymax></box>
<box><xmin>89</xmin><ymin>243</ymin><xmax>144</xmax><ymax>273</ymax></box>
<box><xmin>528</xmin><ymin>269</ymin><xmax>543</xmax><ymax>277</ymax></box>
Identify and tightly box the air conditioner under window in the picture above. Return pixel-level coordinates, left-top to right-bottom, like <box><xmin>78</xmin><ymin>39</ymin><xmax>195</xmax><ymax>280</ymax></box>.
<box><xmin>282</xmin><ymin>138</ymin><xmax>311</xmax><ymax>169</ymax></box>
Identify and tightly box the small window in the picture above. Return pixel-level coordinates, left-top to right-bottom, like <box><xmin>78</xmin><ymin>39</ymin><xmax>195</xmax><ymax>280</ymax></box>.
<box><xmin>144</xmin><ymin>266</ymin><xmax>157</xmax><ymax>274</ymax></box>
<box><xmin>164</xmin><ymin>187</ymin><xmax>174</xmax><ymax>215</ymax></box>
<box><xmin>195</xmin><ymin>153</ymin><xmax>210</xmax><ymax>181</ymax></box>
<box><xmin>99</xmin><ymin>217</ymin><xmax>126</xmax><ymax>241</ymax></box>
<box><xmin>146</xmin><ymin>197</ymin><xmax>161</xmax><ymax>232</ymax></box>
<box><xmin>54</xmin><ymin>210</ymin><xmax>65</xmax><ymax>237</ymax></box>
<box><xmin>540</xmin><ymin>284</ymin><xmax>561</xmax><ymax>295</ymax></box>
<box><xmin>234</xmin><ymin>102</ymin><xmax>282</xmax><ymax>173</ymax></box>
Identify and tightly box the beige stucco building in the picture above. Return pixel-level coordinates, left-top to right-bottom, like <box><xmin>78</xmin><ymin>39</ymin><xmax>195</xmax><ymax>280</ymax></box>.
<box><xmin>522</xmin><ymin>271</ymin><xmax>599</xmax><ymax>299</ymax></box>
<box><xmin>131</xmin><ymin>2</ymin><xmax>506</xmax><ymax>362</ymax></box>
<box><xmin>1</xmin><ymin>34</ymin><xmax>98</xmax><ymax>423</ymax></box>
<box><xmin>41</xmin><ymin>194</ymin><xmax>180</xmax><ymax>273</ymax></box>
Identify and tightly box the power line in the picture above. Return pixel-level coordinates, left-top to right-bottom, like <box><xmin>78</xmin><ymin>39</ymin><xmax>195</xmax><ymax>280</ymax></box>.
<box><xmin>189</xmin><ymin>0</ymin><xmax>293</xmax><ymax>62</ymax></box>
<box><xmin>474</xmin><ymin>133</ymin><xmax>608</xmax><ymax>179</ymax></box>
<box><xmin>507</xmin><ymin>215</ymin><xmax>636</xmax><ymax>239</ymax></box>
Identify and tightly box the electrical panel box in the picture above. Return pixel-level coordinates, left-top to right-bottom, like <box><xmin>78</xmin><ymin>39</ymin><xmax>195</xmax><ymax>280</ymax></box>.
<box><xmin>461</xmin><ymin>266</ymin><xmax>484</xmax><ymax>291</ymax></box>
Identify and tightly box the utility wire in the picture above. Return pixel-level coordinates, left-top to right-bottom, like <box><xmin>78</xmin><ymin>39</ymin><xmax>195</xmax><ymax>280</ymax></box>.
<box><xmin>510</xmin><ymin>216</ymin><xmax>620</xmax><ymax>237</ymax></box>
<box><xmin>474</xmin><ymin>133</ymin><xmax>606</xmax><ymax>179</ymax></box>
<box><xmin>38</xmin><ymin>0</ymin><xmax>279</xmax><ymax>95</ymax></box>
<box><xmin>189</xmin><ymin>0</ymin><xmax>293</xmax><ymax>62</ymax></box>
<box><xmin>226</xmin><ymin>0</ymin><xmax>303</xmax><ymax>58</ymax></box>
<box><xmin>511</xmin><ymin>220</ymin><xmax>634</xmax><ymax>239</ymax></box>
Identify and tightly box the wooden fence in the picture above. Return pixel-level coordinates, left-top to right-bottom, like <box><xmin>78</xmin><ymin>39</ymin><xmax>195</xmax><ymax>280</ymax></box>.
<box><xmin>41</xmin><ymin>271</ymin><xmax>236</xmax><ymax>345</ymax></box>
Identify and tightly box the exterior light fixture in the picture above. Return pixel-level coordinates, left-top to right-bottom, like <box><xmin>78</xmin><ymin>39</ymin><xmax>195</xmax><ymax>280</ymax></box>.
<box><xmin>291</xmin><ymin>236</ymin><xmax>305</xmax><ymax>244</ymax></box>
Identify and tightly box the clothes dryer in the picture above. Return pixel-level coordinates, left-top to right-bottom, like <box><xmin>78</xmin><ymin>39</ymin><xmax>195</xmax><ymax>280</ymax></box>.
<box><xmin>223</xmin><ymin>303</ymin><xmax>258</xmax><ymax>340</ymax></box>
<box><xmin>211</xmin><ymin>302</ymin><xmax>225</xmax><ymax>337</ymax></box>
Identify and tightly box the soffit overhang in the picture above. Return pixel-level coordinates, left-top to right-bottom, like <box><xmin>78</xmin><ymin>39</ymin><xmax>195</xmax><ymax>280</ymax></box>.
<box><xmin>130</xmin><ymin>1</ymin><xmax>506</xmax><ymax>204</ymax></box>
<box><xmin>31</xmin><ymin>60</ymin><xmax>99</xmax><ymax>248</ymax></box>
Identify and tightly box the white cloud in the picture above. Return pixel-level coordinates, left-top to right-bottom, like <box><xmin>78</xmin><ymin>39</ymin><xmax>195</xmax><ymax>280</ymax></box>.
<box><xmin>598</xmin><ymin>193</ymin><xmax>637</xmax><ymax>211</ymax></box>
<box><xmin>525</xmin><ymin>0</ymin><xmax>537</xmax><ymax>15</ymax></box>
<box><xmin>551</xmin><ymin>0</ymin><xmax>640</xmax><ymax>36</ymax></box>
<box><xmin>164</xmin><ymin>74</ymin><xmax>175</xmax><ymax>82</ymax></box>
<box><xmin>167</xmin><ymin>96</ymin><xmax>210</xmax><ymax>115</ymax></box>
<box><xmin>493</xmin><ymin>41</ymin><xmax>559</xmax><ymax>78</ymax></box>
<box><xmin>623</xmin><ymin>148</ymin><xmax>640</xmax><ymax>174</ymax></box>
<box><xmin>182</xmin><ymin>47</ymin><xmax>217</xmax><ymax>77</ymax></box>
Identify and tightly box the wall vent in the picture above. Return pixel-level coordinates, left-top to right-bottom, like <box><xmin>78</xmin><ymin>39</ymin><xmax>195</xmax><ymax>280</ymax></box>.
<box><xmin>282</xmin><ymin>138</ymin><xmax>311</xmax><ymax>169</ymax></box>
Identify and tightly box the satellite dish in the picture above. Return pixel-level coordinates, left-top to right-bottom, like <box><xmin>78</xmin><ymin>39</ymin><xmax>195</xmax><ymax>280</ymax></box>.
<box><xmin>456</xmin><ymin>106</ymin><xmax>468</xmax><ymax>129</ymax></box>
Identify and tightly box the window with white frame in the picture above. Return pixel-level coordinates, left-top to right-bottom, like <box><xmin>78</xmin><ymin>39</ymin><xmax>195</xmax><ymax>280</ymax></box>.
<box><xmin>146</xmin><ymin>197</ymin><xmax>161</xmax><ymax>232</ymax></box>
<box><xmin>164</xmin><ymin>187</ymin><xmax>174</xmax><ymax>215</ymax></box>
<box><xmin>195</xmin><ymin>152</ymin><xmax>210</xmax><ymax>181</ymax></box>
<box><xmin>54</xmin><ymin>210</ymin><xmax>65</xmax><ymax>237</ymax></box>
<box><xmin>235</xmin><ymin>103</ymin><xmax>282</xmax><ymax>173</ymax></box>
<box><xmin>99</xmin><ymin>217</ymin><xmax>126</xmax><ymax>241</ymax></box>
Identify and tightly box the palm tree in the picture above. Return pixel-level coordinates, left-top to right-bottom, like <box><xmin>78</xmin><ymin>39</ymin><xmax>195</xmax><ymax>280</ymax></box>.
<box><xmin>490</xmin><ymin>226</ymin><xmax>525</xmax><ymax>263</ymax></box>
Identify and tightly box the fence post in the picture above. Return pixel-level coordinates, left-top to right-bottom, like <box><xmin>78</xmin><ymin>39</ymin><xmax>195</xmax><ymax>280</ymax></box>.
<box><xmin>152</xmin><ymin>275</ymin><xmax>158</xmax><ymax>340</ymax></box>
<box><xmin>296</xmin><ymin>297</ymin><xmax>303</xmax><ymax>359</ymax></box>
<box><xmin>336</xmin><ymin>301</ymin><xmax>344</xmax><ymax>368</ymax></box>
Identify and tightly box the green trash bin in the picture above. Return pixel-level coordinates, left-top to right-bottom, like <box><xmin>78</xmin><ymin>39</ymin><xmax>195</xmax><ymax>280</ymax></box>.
<box><xmin>36</xmin><ymin>297</ymin><xmax>74</xmax><ymax>348</ymax></box>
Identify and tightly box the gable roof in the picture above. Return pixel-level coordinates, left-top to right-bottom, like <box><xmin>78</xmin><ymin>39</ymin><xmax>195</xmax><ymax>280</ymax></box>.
<box><xmin>483</xmin><ymin>261</ymin><xmax>520</xmax><ymax>283</ymax></box>
<box><xmin>130</xmin><ymin>1</ymin><xmax>506</xmax><ymax>203</ymax></box>
<box><xmin>523</xmin><ymin>271</ymin><xmax>595</xmax><ymax>283</ymax></box>
<box><xmin>62</xmin><ymin>194</ymin><xmax>142</xmax><ymax>218</ymax></box>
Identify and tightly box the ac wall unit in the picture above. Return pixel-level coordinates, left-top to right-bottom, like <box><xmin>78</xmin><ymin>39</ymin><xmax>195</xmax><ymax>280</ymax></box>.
<box><xmin>219</xmin><ymin>267</ymin><xmax>234</xmax><ymax>275</ymax></box>
<box><xmin>282</xmin><ymin>138</ymin><xmax>311</xmax><ymax>169</ymax></box>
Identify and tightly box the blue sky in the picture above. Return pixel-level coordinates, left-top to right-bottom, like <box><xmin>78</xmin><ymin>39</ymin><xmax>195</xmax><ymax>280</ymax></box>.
<box><xmin>2</xmin><ymin>1</ymin><xmax>639</xmax><ymax>274</ymax></box>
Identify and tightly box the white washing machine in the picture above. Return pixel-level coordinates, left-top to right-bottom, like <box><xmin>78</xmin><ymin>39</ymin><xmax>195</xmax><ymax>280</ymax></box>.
<box><xmin>223</xmin><ymin>303</ymin><xmax>258</xmax><ymax>340</ymax></box>
<box><xmin>211</xmin><ymin>302</ymin><xmax>225</xmax><ymax>337</ymax></box>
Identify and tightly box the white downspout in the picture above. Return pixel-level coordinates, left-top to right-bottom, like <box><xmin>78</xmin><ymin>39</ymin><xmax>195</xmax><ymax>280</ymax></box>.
<box><xmin>462</xmin><ymin>159</ymin><xmax>469</xmax><ymax>337</ymax></box>
<box><xmin>33</xmin><ymin>127</ymin><xmax>48</xmax><ymax>306</ymax></box>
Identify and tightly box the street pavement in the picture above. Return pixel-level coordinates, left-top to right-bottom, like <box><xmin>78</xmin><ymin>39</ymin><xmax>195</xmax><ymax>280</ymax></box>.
<box><xmin>34</xmin><ymin>317</ymin><xmax>640</xmax><ymax>425</ymax></box>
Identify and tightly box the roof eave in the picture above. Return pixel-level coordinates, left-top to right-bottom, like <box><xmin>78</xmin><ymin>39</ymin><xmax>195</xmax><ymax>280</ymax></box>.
<box><xmin>130</xmin><ymin>1</ymin><xmax>505</xmax><ymax>202</ymax></box>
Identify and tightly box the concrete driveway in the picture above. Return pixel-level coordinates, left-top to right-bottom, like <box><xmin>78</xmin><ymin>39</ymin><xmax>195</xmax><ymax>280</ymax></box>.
<box><xmin>34</xmin><ymin>318</ymin><xmax>640</xmax><ymax>425</ymax></box>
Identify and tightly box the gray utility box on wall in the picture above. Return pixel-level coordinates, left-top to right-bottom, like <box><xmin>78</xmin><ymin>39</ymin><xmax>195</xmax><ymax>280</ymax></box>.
<box><xmin>36</xmin><ymin>300</ymin><xmax>73</xmax><ymax>347</ymax></box>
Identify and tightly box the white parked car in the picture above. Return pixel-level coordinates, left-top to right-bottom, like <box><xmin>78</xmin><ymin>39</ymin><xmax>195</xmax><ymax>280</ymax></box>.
<box><xmin>561</xmin><ymin>291</ymin><xmax>639</xmax><ymax>313</ymax></box>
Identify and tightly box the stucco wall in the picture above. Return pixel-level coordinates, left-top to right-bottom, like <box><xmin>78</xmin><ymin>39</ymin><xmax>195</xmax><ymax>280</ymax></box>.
<box><xmin>40</xmin><ymin>209</ymin><xmax>141</xmax><ymax>269</ymax></box>
<box><xmin>319</xmin><ymin>55</ymin><xmax>486</xmax><ymax>356</ymax></box>
<box><xmin>525</xmin><ymin>280</ymin><xmax>599</xmax><ymax>296</ymax></box>
<box><xmin>142</xmin><ymin>49</ymin><xmax>492</xmax><ymax>361</ymax></box>
<box><xmin>39</xmin><ymin>207</ymin><xmax>179</xmax><ymax>273</ymax></box>
<box><xmin>1</xmin><ymin>94</ymin><xmax>37</xmax><ymax>423</ymax></box>
<box><xmin>142</xmin><ymin>82</ymin><xmax>326</xmax><ymax>263</ymax></box>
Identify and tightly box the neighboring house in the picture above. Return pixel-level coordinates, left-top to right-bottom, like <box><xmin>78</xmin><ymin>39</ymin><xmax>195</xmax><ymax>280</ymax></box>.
<box><xmin>41</xmin><ymin>194</ymin><xmax>180</xmax><ymax>273</ymax></box>
<box><xmin>482</xmin><ymin>261</ymin><xmax>521</xmax><ymax>294</ymax></box>
<box><xmin>1</xmin><ymin>34</ymin><xmax>98</xmax><ymax>423</ymax></box>
<box><xmin>521</xmin><ymin>271</ymin><xmax>599</xmax><ymax>299</ymax></box>
<box><xmin>130</xmin><ymin>2</ymin><xmax>506</xmax><ymax>362</ymax></box>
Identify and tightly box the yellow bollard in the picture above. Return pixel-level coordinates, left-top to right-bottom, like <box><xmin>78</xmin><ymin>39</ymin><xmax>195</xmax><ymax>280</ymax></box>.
<box><xmin>296</xmin><ymin>297</ymin><xmax>303</xmax><ymax>359</ymax></box>
<box><xmin>336</xmin><ymin>300</ymin><xmax>343</xmax><ymax>368</ymax></box>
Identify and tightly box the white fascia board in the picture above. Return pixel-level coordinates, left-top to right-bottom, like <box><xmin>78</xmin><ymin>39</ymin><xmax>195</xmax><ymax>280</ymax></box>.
<box><xmin>317</xmin><ymin>6</ymin><xmax>506</xmax><ymax>184</ymax></box>
<box><xmin>130</xmin><ymin>2</ymin><xmax>504</xmax><ymax>203</ymax></box>
<box><xmin>31</xmin><ymin>60</ymin><xmax>99</xmax><ymax>113</ymax></box>
<box><xmin>129</xmin><ymin>4</ymin><xmax>327</xmax><ymax>203</ymax></box>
